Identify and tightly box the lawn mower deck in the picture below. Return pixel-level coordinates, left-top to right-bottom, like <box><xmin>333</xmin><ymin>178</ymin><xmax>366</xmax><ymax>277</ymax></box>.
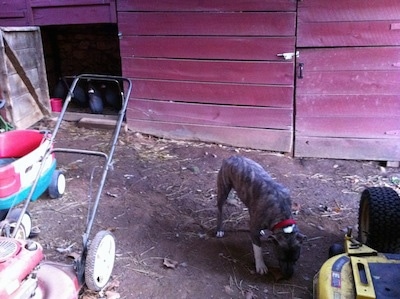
<box><xmin>0</xmin><ymin>237</ymin><xmax>79</xmax><ymax>299</ymax></box>
<box><xmin>314</xmin><ymin>187</ymin><xmax>400</xmax><ymax>299</ymax></box>
<box><xmin>314</xmin><ymin>232</ymin><xmax>400</xmax><ymax>298</ymax></box>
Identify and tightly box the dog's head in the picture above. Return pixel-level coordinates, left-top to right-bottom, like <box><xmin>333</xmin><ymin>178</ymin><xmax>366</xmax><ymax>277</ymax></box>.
<box><xmin>270</xmin><ymin>226</ymin><xmax>306</xmax><ymax>279</ymax></box>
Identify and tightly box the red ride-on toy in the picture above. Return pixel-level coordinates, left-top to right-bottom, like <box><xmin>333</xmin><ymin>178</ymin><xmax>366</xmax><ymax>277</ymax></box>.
<box><xmin>0</xmin><ymin>94</ymin><xmax>66</xmax><ymax>239</ymax></box>
<box><xmin>0</xmin><ymin>129</ymin><xmax>66</xmax><ymax>239</ymax></box>
<box><xmin>0</xmin><ymin>74</ymin><xmax>132</xmax><ymax>298</ymax></box>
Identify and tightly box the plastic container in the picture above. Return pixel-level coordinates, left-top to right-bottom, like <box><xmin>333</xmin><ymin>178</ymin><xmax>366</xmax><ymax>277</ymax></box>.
<box><xmin>50</xmin><ymin>98</ymin><xmax>63</xmax><ymax>112</ymax></box>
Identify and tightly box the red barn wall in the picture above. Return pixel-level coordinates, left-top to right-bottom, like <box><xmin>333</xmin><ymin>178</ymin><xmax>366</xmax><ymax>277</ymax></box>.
<box><xmin>0</xmin><ymin>0</ymin><xmax>116</xmax><ymax>26</ymax></box>
<box><xmin>117</xmin><ymin>0</ymin><xmax>297</xmax><ymax>153</ymax></box>
<box><xmin>0</xmin><ymin>0</ymin><xmax>399</xmax><ymax>161</ymax></box>
<box><xmin>296</xmin><ymin>0</ymin><xmax>400</xmax><ymax>160</ymax></box>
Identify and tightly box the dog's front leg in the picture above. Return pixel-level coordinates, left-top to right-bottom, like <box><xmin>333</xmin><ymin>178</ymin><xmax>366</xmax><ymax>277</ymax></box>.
<box><xmin>251</xmin><ymin>231</ymin><xmax>268</xmax><ymax>275</ymax></box>
<box><xmin>216</xmin><ymin>207</ymin><xmax>225</xmax><ymax>238</ymax></box>
<box><xmin>252</xmin><ymin>243</ymin><xmax>268</xmax><ymax>274</ymax></box>
<box><xmin>216</xmin><ymin>171</ymin><xmax>231</xmax><ymax>238</ymax></box>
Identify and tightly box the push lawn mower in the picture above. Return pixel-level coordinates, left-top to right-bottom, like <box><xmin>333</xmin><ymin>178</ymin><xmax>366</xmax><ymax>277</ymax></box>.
<box><xmin>0</xmin><ymin>74</ymin><xmax>132</xmax><ymax>298</ymax></box>
<box><xmin>313</xmin><ymin>187</ymin><xmax>400</xmax><ymax>298</ymax></box>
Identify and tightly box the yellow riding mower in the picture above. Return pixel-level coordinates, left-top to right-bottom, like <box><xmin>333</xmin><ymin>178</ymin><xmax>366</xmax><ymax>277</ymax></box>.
<box><xmin>313</xmin><ymin>187</ymin><xmax>400</xmax><ymax>299</ymax></box>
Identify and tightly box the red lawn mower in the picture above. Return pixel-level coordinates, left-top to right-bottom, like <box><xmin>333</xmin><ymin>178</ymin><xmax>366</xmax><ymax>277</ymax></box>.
<box><xmin>0</xmin><ymin>74</ymin><xmax>132</xmax><ymax>298</ymax></box>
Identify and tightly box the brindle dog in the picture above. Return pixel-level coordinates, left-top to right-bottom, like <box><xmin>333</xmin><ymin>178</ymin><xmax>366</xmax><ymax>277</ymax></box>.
<box><xmin>216</xmin><ymin>156</ymin><xmax>305</xmax><ymax>279</ymax></box>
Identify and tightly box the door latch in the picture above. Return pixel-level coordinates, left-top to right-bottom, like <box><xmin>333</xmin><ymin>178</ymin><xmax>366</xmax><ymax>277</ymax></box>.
<box><xmin>277</xmin><ymin>51</ymin><xmax>299</xmax><ymax>60</ymax></box>
<box><xmin>298</xmin><ymin>63</ymin><xmax>304</xmax><ymax>79</ymax></box>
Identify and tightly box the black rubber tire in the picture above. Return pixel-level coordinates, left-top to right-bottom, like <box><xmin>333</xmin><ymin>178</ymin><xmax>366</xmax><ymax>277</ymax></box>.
<box><xmin>358</xmin><ymin>187</ymin><xmax>400</xmax><ymax>253</ymax></box>
<box><xmin>85</xmin><ymin>230</ymin><xmax>116</xmax><ymax>291</ymax></box>
<box><xmin>328</xmin><ymin>243</ymin><xmax>345</xmax><ymax>258</ymax></box>
<box><xmin>7</xmin><ymin>208</ymin><xmax>31</xmax><ymax>239</ymax></box>
<box><xmin>48</xmin><ymin>170</ymin><xmax>66</xmax><ymax>199</ymax></box>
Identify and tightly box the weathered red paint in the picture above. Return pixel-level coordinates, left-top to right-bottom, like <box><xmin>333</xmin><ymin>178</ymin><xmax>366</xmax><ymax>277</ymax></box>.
<box><xmin>118</xmin><ymin>12</ymin><xmax>295</xmax><ymax>36</ymax></box>
<box><xmin>119</xmin><ymin>36</ymin><xmax>295</xmax><ymax>61</ymax></box>
<box><xmin>2</xmin><ymin>0</ymin><xmax>398</xmax><ymax>160</ymax></box>
<box><xmin>119</xmin><ymin>1</ymin><xmax>296</xmax><ymax>154</ymax></box>
<box><xmin>0</xmin><ymin>0</ymin><xmax>116</xmax><ymax>26</ymax></box>
<box><xmin>129</xmin><ymin>80</ymin><xmax>293</xmax><ymax>108</ymax></box>
<box><xmin>296</xmin><ymin>1</ymin><xmax>400</xmax><ymax>160</ymax></box>
<box><xmin>117</xmin><ymin>0</ymin><xmax>297</xmax><ymax>12</ymax></box>
<box><xmin>129</xmin><ymin>99</ymin><xmax>292</xmax><ymax>130</ymax></box>
<box><xmin>123</xmin><ymin>58</ymin><xmax>294</xmax><ymax>86</ymax></box>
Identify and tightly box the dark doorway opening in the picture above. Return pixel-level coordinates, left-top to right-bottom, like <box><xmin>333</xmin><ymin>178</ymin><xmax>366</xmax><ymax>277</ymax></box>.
<box><xmin>41</xmin><ymin>23</ymin><xmax>122</xmax><ymax>115</ymax></box>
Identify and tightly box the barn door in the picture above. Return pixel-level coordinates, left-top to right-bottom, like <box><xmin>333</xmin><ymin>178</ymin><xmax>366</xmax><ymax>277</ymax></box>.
<box><xmin>0</xmin><ymin>27</ymin><xmax>50</xmax><ymax>129</ymax></box>
<box><xmin>295</xmin><ymin>0</ymin><xmax>400</xmax><ymax>161</ymax></box>
<box><xmin>118</xmin><ymin>1</ymin><xmax>297</xmax><ymax>153</ymax></box>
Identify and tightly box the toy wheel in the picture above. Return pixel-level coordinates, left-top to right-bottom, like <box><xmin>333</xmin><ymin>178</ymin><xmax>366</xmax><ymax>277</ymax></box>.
<box><xmin>8</xmin><ymin>208</ymin><xmax>32</xmax><ymax>239</ymax></box>
<box><xmin>48</xmin><ymin>170</ymin><xmax>66</xmax><ymax>199</ymax></box>
<box><xmin>85</xmin><ymin>230</ymin><xmax>116</xmax><ymax>291</ymax></box>
<box><xmin>358</xmin><ymin>187</ymin><xmax>400</xmax><ymax>253</ymax></box>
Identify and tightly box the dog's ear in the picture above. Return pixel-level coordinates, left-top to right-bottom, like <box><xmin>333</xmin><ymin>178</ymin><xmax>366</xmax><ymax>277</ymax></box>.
<box><xmin>269</xmin><ymin>233</ymin><xmax>288</xmax><ymax>247</ymax></box>
<box><xmin>270</xmin><ymin>230</ymin><xmax>306</xmax><ymax>247</ymax></box>
<box><xmin>296</xmin><ymin>232</ymin><xmax>307</xmax><ymax>244</ymax></box>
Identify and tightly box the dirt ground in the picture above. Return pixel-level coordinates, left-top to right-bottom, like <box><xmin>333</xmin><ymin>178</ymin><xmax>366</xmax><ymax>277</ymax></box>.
<box><xmin>28</xmin><ymin>118</ymin><xmax>400</xmax><ymax>299</ymax></box>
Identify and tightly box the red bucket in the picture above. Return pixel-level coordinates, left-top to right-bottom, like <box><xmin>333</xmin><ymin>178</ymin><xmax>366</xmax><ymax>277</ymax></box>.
<box><xmin>50</xmin><ymin>98</ymin><xmax>63</xmax><ymax>112</ymax></box>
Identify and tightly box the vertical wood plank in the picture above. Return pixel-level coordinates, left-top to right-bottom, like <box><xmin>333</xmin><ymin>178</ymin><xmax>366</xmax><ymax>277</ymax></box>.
<box><xmin>1</xmin><ymin>27</ymin><xmax>50</xmax><ymax>129</ymax></box>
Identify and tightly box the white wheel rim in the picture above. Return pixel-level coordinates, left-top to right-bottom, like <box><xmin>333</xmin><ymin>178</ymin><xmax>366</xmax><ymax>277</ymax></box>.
<box><xmin>57</xmin><ymin>173</ymin><xmax>66</xmax><ymax>195</ymax></box>
<box><xmin>92</xmin><ymin>234</ymin><xmax>116</xmax><ymax>287</ymax></box>
<box><xmin>20</xmin><ymin>214</ymin><xmax>32</xmax><ymax>238</ymax></box>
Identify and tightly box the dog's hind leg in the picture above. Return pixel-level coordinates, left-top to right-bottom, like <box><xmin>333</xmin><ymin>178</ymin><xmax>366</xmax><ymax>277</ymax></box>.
<box><xmin>216</xmin><ymin>170</ymin><xmax>231</xmax><ymax>238</ymax></box>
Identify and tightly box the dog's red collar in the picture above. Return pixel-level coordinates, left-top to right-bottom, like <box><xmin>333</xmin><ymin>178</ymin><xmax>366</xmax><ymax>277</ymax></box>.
<box><xmin>272</xmin><ymin>219</ymin><xmax>296</xmax><ymax>231</ymax></box>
